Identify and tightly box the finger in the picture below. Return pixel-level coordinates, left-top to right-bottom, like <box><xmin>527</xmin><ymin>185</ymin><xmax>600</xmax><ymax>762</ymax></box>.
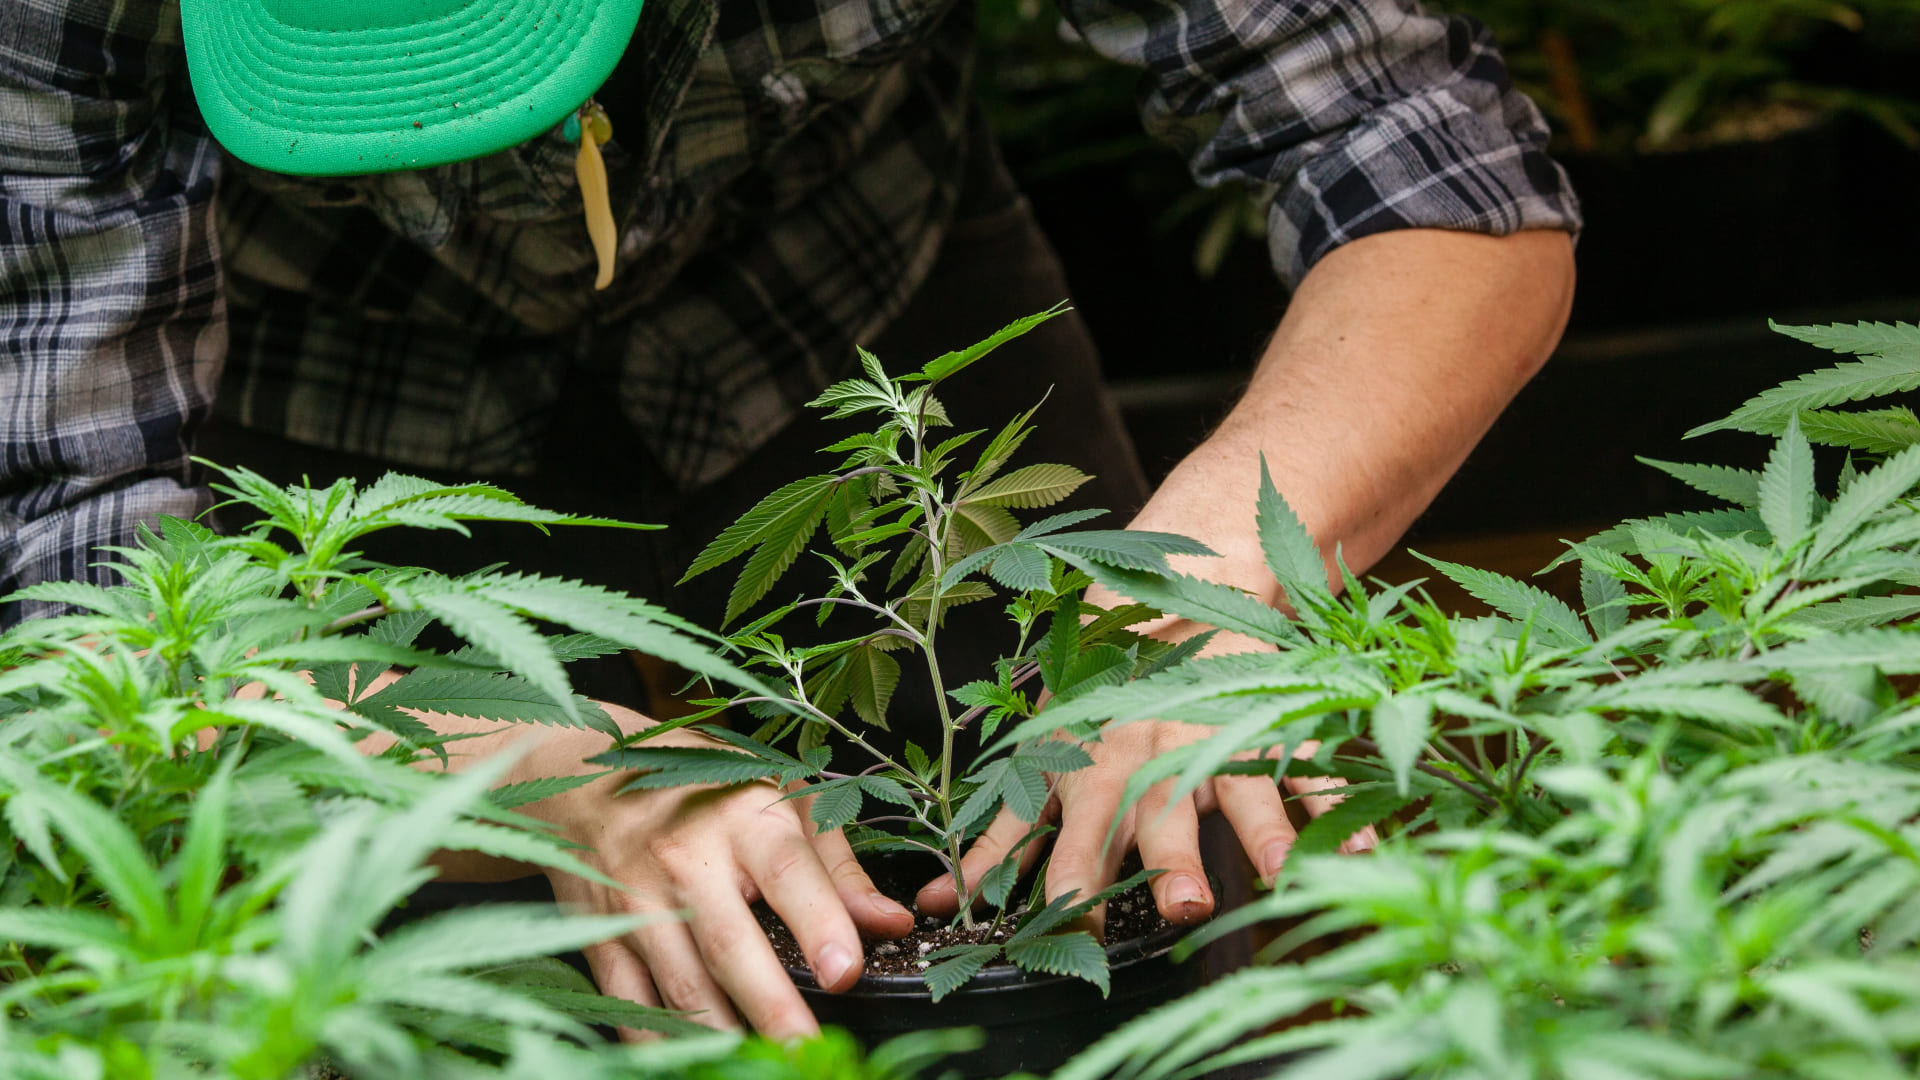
<box><xmin>1046</xmin><ymin>775</ymin><xmax>1129</xmax><ymax>939</ymax></box>
<box><xmin>812</xmin><ymin>826</ymin><xmax>915</xmax><ymax>937</ymax></box>
<box><xmin>626</xmin><ymin>917</ymin><xmax>741</xmax><ymax>1030</ymax></box>
<box><xmin>1215</xmin><ymin>772</ymin><xmax>1299</xmax><ymax>884</ymax></box>
<box><xmin>1286</xmin><ymin>773</ymin><xmax>1377</xmax><ymax>853</ymax></box>
<box><xmin>1133</xmin><ymin>781</ymin><xmax>1211</xmax><ymax>925</ymax></box>
<box><xmin>681</xmin><ymin>877</ymin><xmax>822</xmax><ymax>1039</ymax></box>
<box><xmin>736</xmin><ymin>827</ymin><xmax>865</xmax><ymax>996</ymax></box>
<box><xmin>580</xmin><ymin>939</ymin><xmax>666</xmax><ymax>1044</ymax></box>
<box><xmin>916</xmin><ymin>802</ymin><xmax>1052</xmax><ymax>916</ymax></box>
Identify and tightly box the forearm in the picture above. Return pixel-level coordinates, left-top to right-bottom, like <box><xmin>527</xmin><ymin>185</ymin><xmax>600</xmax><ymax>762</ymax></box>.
<box><xmin>1132</xmin><ymin>227</ymin><xmax>1575</xmax><ymax>610</ymax></box>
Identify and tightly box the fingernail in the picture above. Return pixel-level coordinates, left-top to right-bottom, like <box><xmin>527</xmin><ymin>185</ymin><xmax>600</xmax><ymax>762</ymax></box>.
<box><xmin>817</xmin><ymin>942</ymin><xmax>858</xmax><ymax>988</ymax></box>
<box><xmin>1261</xmin><ymin>841</ymin><xmax>1292</xmax><ymax>879</ymax></box>
<box><xmin>871</xmin><ymin>890</ymin><xmax>909</xmax><ymax>915</ymax></box>
<box><xmin>1166</xmin><ymin>874</ymin><xmax>1206</xmax><ymax>909</ymax></box>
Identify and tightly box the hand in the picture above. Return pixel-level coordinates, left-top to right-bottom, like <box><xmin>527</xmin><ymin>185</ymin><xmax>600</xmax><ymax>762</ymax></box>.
<box><xmin>916</xmin><ymin>720</ymin><xmax>1375</xmax><ymax>935</ymax></box>
<box><xmin>509</xmin><ymin>722</ymin><xmax>915</xmax><ymax>1040</ymax></box>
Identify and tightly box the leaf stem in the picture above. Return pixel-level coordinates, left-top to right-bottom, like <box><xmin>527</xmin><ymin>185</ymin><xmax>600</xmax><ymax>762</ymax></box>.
<box><xmin>323</xmin><ymin>604</ymin><xmax>390</xmax><ymax>636</ymax></box>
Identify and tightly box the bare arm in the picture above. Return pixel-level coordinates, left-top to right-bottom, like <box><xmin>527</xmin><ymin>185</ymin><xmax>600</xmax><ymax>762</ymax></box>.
<box><xmin>1134</xmin><ymin>227</ymin><xmax>1576</xmax><ymax>609</ymax></box>
<box><xmin>924</xmin><ymin>226</ymin><xmax>1576</xmax><ymax>925</ymax></box>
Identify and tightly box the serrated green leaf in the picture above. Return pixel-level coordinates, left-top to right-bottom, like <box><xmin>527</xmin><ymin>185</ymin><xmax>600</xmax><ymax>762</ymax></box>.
<box><xmin>1036</xmin><ymin>531</ymin><xmax>1216</xmax><ymax>574</ymax></box>
<box><xmin>1759</xmin><ymin>415</ymin><xmax>1817</xmax><ymax>547</ymax></box>
<box><xmin>1058</xmin><ymin>563</ymin><xmax>1301</xmax><ymax>647</ymax></box>
<box><xmin>1256</xmin><ymin>456</ymin><xmax>1330</xmax><ymax>607</ymax></box>
<box><xmin>1006</xmin><ymin>931</ymin><xmax>1109</xmax><ymax>994</ymax></box>
<box><xmin>1638</xmin><ymin>458</ymin><xmax>1762</xmax><ymax>509</ymax></box>
<box><xmin>963</xmin><ymin>464</ymin><xmax>1091</xmax><ymax>510</ymax></box>
<box><xmin>1371</xmin><ymin>694</ymin><xmax>1432</xmax><ymax>796</ymax></box>
<box><xmin>924</xmin><ymin>944</ymin><xmax>1003</xmax><ymax>1001</ymax></box>
<box><xmin>988</xmin><ymin>544</ymin><xmax>1054</xmax><ymax>593</ymax></box>
<box><xmin>1799</xmin><ymin>407</ymin><xmax>1920</xmax><ymax>455</ymax></box>
<box><xmin>1412</xmin><ymin>554</ymin><xmax>1590</xmax><ymax>649</ymax></box>
<box><xmin>681</xmin><ymin>475</ymin><xmax>837</xmax><ymax>584</ymax></box>
<box><xmin>1289</xmin><ymin>783</ymin><xmax>1405</xmax><ymax>858</ymax></box>
<box><xmin>916</xmin><ymin>304</ymin><xmax>1070</xmax><ymax>385</ymax></box>
<box><xmin>952</xmin><ymin>503</ymin><xmax>1021</xmax><ymax>555</ymax></box>
<box><xmin>486</xmin><ymin>771</ymin><xmax>614</xmax><ymax>810</ymax></box>
<box><xmin>725</xmin><ymin>488</ymin><xmax>833</xmax><ymax>626</ymax></box>
<box><xmin>417</xmin><ymin>591</ymin><xmax>577</xmax><ymax>723</ymax></box>
<box><xmin>1581</xmin><ymin>561</ymin><xmax>1630</xmax><ymax>638</ymax></box>
<box><xmin>1810</xmin><ymin>442</ymin><xmax>1920</xmax><ymax>565</ymax></box>
<box><xmin>807</xmin><ymin>778</ymin><xmax>865</xmax><ymax>833</ymax></box>
<box><xmin>1693</xmin><ymin>323</ymin><xmax>1920</xmax><ymax>437</ymax></box>
<box><xmin>354</xmin><ymin>669</ymin><xmax>609</xmax><ymax>733</ymax></box>
<box><xmin>597</xmin><ymin>746</ymin><xmax>798</xmax><ymax>791</ymax></box>
<box><xmin>843</xmin><ymin>643</ymin><xmax>901</xmax><ymax>731</ymax></box>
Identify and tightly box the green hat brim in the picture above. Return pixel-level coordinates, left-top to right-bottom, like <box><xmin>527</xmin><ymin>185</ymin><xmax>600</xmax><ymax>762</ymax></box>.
<box><xmin>181</xmin><ymin>0</ymin><xmax>644</xmax><ymax>177</ymax></box>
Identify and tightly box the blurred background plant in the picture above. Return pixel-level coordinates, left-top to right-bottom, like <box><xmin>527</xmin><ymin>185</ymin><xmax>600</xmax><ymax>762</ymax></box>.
<box><xmin>1435</xmin><ymin>0</ymin><xmax>1920</xmax><ymax>154</ymax></box>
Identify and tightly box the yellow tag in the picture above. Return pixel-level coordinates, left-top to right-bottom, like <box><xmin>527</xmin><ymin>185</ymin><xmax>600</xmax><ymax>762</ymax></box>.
<box><xmin>576</xmin><ymin>126</ymin><xmax>616</xmax><ymax>291</ymax></box>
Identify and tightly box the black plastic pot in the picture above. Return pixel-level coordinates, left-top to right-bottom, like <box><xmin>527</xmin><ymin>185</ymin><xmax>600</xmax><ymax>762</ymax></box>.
<box><xmin>787</xmin><ymin>917</ymin><xmax>1204</xmax><ymax>1078</ymax></box>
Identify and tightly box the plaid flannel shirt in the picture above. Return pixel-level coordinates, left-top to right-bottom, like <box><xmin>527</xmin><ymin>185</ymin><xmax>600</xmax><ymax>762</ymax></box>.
<box><xmin>1</xmin><ymin>0</ymin><xmax>1579</xmax><ymax>623</ymax></box>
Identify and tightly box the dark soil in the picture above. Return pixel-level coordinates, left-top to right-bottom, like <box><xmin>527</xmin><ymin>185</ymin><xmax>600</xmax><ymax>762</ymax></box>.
<box><xmin>754</xmin><ymin>851</ymin><xmax>1171</xmax><ymax>979</ymax></box>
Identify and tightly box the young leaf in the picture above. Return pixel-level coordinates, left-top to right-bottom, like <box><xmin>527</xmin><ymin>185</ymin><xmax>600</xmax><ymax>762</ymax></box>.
<box><xmin>924</xmin><ymin>944</ymin><xmax>1003</xmax><ymax>1002</ymax></box>
<box><xmin>807</xmin><ymin>778</ymin><xmax>866</xmax><ymax>834</ymax></box>
<box><xmin>1637</xmin><ymin>458</ymin><xmax>1762</xmax><ymax>509</ymax></box>
<box><xmin>988</xmin><ymin>544</ymin><xmax>1054</xmax><ymax>593</ymax></box>
<box><xmin>1799</xmin><ymin>407</ymin><xmax>1920</xmax><ymax>455</ymax></box>
<box><xmin>596</xmin><ymin>747</ymin><xmax>802</xmax><ymax>791</ymax></box>
<box><xmin>1287</xmin><ymin>783</ymin><xmax>1405</xmax><ymax>858</ymax></box>
<box><xmin>1058</xmin><ymin>563</ymin><xmax>1302</xmax><ymax>647</ymax></box>
<box><xmin>1808</xmin><ymin>441</ymin><xmax>1920</xmax><ymax>564</ymax></box>
<box><xmin>486</xmin><ymin>771</ymin><xmax>614</xmax><ymax>811</ymax></box>
<box><xmin>1411</xmin><ymin>554</ymin><xmax>1590</xmax><ymax>649</ymax></box>
<box><xmin>1580</xmin><ymin>560</ymin><xmax>1630</xmax><ymax>638</ymax></box>
<box><xmin>680</xmin><ymin>474</ymin><xmax>838</xmax><ymax>584</ymax></box>
<box><xmin>1370</xmin><ymin>694</ymin><xmax>1433</xmax><ymax>796</ymax></box>
<box><xmin>914</xmin><ymin>303</ymin><xmax>1070</xmax><ymax>385</ymax></box>
<box><xmin>1036</xmin><ymin>531</ymin><xmax>1216</xmax><ymax>574</ymax></box>
<box><xmin>416</xmin><ymin>591</ymin><xmax>578</xmax><ymax>723</ymax></box>
<box><xmin>1758</xmin><ymin>414</ymin><xmax>1816</xmax><ymax>548</ymax></box>
<box><xmin>962</xmin><ymin>464</ymin><xmax>1091</xmax><ymax>509</ymax></box>
<box><xmin>1005</xmin><ymin>931</ymin><xmax>1109</xmax><ymax>994</ymax></box>
<box><xmin>1256</xmin><ymin>456</ymin><xmax>1331</xmax><ymax>607</ymax></box>
<box><xmin>842</xmin><ymin>642</ymin><xmax>902</xmax><ymax>730</ymax></box>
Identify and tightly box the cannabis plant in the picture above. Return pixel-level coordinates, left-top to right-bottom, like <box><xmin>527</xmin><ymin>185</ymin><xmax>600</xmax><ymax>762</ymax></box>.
<box><xmin>1033</xmin><ymin>318</ymin><xmax>1920</xmax><ymax>1078</ymax></box>
<box><xmin>595</xmin><ymin>306</ymin><xmax>1212</xmax><ymax>999</ymax></box>
<box><xmin>0</xmin><ymin>465</ymin><xmax>951</xmax><ymax>1077</ymax></box>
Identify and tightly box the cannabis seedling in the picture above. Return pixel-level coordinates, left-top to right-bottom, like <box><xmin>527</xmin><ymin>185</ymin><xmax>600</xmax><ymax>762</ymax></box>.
<box><xmin>593</xmin><ymin>306</ymin><xmax>1215</xmax><ymax>997</ymax></box>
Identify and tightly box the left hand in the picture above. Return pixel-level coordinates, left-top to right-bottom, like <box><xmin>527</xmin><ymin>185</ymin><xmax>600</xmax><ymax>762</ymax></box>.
<box><xmin>915</xmin><ymin>719</ymin><xmax>1375</xmax><ymax>934</ymax></box>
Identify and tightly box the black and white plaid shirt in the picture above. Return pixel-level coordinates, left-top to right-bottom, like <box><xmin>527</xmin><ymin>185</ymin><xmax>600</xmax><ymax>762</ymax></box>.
<box><xmin>1</xmin><ymin>0</ymin><xmax>1578</xmax><ymax>621</ymax></box>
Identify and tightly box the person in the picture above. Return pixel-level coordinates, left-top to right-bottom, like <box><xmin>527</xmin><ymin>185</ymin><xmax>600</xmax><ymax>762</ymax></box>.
<box><xmin>1</xmin><ymin>0</ymin><xmax>1579</xmax><ymax>1041</ymax></box>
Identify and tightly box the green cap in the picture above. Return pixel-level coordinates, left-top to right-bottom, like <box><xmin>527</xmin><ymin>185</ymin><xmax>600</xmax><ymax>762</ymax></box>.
<box><xmin>180</xmin><ymin>0</ymin><xmax>645</xmax><ymax>177</ymax></box>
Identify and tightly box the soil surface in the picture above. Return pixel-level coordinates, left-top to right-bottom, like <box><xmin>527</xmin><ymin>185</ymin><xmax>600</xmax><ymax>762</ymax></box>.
<box><xmin>755</xmin><ymin>851</ymin><xmax>1171</xmax><ymax>979</ymax></box>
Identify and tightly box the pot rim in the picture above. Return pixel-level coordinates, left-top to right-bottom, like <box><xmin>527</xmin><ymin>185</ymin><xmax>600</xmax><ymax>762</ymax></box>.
<box><xmin>787</xmin><ymin>916</ymin><xmax>1194</xmax><ymax>998</ymax></box>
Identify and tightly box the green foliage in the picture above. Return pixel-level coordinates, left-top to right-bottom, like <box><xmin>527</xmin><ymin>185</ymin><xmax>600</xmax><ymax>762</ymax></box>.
<box><xmin>0</xmin><ymin>467</ymin><xmax>891</xmax><ymax>1077</ymax></box>
<box><xmin>1048</xmin><ymin>320</ymin><xmax>1920</xmax><ymax>1077</ymax></box>
<box><xmin>672</xmin><ymin>308</ymin><xmax>1204</xmax><ymax>997</ymax></box>
<box><xmin>1430</xmin><ymin>0</ymin><xmax>1920</xmax><ymax>151</ymax></box>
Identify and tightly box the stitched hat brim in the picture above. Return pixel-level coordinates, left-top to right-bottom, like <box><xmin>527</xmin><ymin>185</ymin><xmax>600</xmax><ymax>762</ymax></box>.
<box><xmin>181</xmin><ymin>0</ymin><xmax>644</xmax><ymax>176</ymax></box>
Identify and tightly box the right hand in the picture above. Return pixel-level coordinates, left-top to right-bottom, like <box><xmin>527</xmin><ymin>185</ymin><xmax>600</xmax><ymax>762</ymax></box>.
<box><xmin>490</xmin><ymin>717</ymin><xmax>916</xmax><ymax>1039</ymax></box>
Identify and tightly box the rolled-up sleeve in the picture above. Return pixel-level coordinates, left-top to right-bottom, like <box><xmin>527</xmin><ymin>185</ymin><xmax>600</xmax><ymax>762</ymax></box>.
<box><xmin>1057</xmin><ymin>0</ymin><xmax>1582</xmax><ymax>287</ymax></box>
<box><xmin>0</xmin><ymin>0</ymin><xmax>226</xmax><ymax>627</ymax></box>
